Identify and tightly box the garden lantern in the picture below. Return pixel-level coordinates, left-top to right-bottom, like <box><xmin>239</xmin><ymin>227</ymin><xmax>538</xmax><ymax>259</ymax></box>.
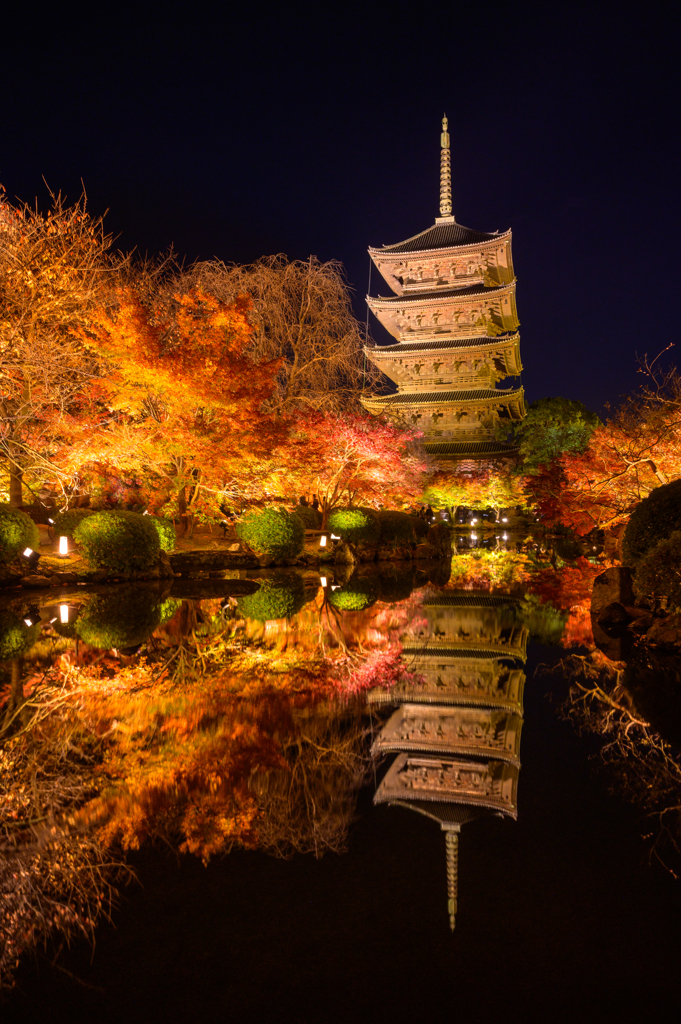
<box><xmin>59</xmin><ymin>604</ymin><xmax>70</xmax><ymax>624</ymax></box>
<box><xmin>58</xmin><ymin>536</ymin><xmax>69</xmax><ymax>557</ymax></box>
<box><xmin>319</xmin><ymin>535</ymin><xmax>327</xmax><ymax>547</ymax></box>
<box><xmin>320</xmin><ymin>576</ymin><xmax>327</xmax><ymax>588</ymax></box>
<box><xmin>23</xmin><ymin>606</ymin><xmax>41</xmax><ymax>627</ymax></box>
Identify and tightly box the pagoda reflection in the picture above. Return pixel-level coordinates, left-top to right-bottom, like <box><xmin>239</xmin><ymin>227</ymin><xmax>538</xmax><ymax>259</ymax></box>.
<box><xmin>369</xmin><ymin>590</ymin><xmax>526</xmax><ymax>929</ymax></box>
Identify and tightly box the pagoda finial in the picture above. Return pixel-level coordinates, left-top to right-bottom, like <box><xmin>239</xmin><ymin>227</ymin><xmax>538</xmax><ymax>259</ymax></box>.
<box><xmin>439</xmin><ymin>114</ymin><xmax>453</xmax><ymax>219</ymax></box>
<box><xmin>445</xmin><ymin>829</ymin><xmax>458</xmax><ymax>931</ymax></box>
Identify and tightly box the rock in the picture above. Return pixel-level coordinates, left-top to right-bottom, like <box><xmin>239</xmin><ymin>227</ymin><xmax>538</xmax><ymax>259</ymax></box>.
<box><xmin>591</xmin><ymin>567</ymin><xmax>635</xmax><ymax>619</ymax></box>
<box><xmin>158</xmin><ymin>550</ymin><xmax>175</xmax><ymax>578</ymax></box>
<box><xmin>169</xmin><ymin>550</ymin><xmax>259</xmax><ymax>573</ymax></box>
<box><xmin>597</xmin><ymin>601</ymin><xmax>632</xmax><ymax>627</ymax></box>
<box><xmin>54</xmin><ymin>572</ymin><xmax>78</xmax><ymax>585</ymax></box>
<box><xmin>629</xmin><ymin>615</ymin><xmax>654</xmax><ymax>635</ymax></box>
<box><xmin>591</xmin><ymin>615</ymin><xmax>633</xmax><ymax>662</ymax></box>
<box><xmin>414</xmin><ymin>542</ymin><xmax>439</xmax><ymax>560</ymax></box>
<box><xmin>646</xmin><ymin>614</ymin><xmax>681</xmax><ymax>647</ymax></box>
<box><xmin>229</xmin><ymin>542</ymin><xmax>241</xmax><ymax>552</ymax></box>
<box><xmin>358</xmin><ymin>547</ymin><xmax>378</xmax><ymax>563</ymax></box>
<box><xmin>21</xmin><ymin>575</ymin><xmax>52</xmax><ymax>588</ymax></box>
<box><xmin>427</xmin><ymin>522</ymin><xmax>452</xmax><ymax>558</ymax></box>
<box><xmin>334</xmin><ymin>541</ymin><xmax>358</xmax><ymax>566</ymax></box>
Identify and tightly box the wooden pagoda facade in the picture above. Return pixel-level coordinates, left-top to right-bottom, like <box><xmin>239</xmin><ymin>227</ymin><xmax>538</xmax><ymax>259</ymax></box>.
<box><xmin>362</xmin><ymin>117</ymin><xmax>526</xmax><ymax>461</ymax></box>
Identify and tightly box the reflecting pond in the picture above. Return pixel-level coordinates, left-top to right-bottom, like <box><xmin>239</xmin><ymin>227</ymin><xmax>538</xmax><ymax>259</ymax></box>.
<box><xmin>2</xmin><ymin>545</ymin><xmax>681</xmax><ymax>1022</ymax></box>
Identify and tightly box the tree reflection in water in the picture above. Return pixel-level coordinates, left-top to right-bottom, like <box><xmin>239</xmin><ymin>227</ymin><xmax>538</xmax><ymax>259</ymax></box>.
<box><xmin>1</xmin><ymin>541</ymin><xmax>680</xmax><ymax>985</ymax></box>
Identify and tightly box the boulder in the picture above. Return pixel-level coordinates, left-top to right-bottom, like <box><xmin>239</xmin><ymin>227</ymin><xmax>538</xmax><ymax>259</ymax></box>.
<box><xmin>427</xmin><ymin>522</ymin><xmax>452</xmax><ymax>558</ymax></box>
<box><xmin>21</xmin><ymin>575</ymin><xmax>52</xmax><ymax>588</ymax></box>
<box><xmin>591</xmin><ymin>567</ymin><xmax>635</xmax><ymax>619</ymax></box>
<box><xmin>628</xmin><ymin>615</ymin><xmax>654</xmax><ymax>635</ymax></box>
<box><xmin>169</xmin><ymin>549</ymin><xmax>259</xmax><ymax>573</ymax></box>
<box><xmin>597</xmin><ymin>601</ymin><xmax>632</xmax><ymax>628</ymax></box>
<box><xmin>414</xmin><ymin>542</ymin><xmax>439</xmax><ymax>560</ymax></box>
<box><xmin>334</xmin><ymin>541</ymin><xmax>358</xmax><ymax>566</ymax></box>
<box><xmin>646</xmin><ymin>614</ymin><xmax>681</xmax><ymax>647</ymax></box>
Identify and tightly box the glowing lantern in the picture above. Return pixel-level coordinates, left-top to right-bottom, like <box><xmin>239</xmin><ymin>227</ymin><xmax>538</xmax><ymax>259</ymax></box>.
<box><xmin>59</xmin><ymin>604</ymin><xmax>69</xmax><ymax>624</ymax></box>
<box><xmin>319</xmin><ymin>535</ymin><xmax>328</xmax><ymax>547</ymax></box>
<box><xmin>320</xmin><ymin>576</ymin><xmax>327</xmax><ymax>588</ymax></box>
<box><xmin>59</xmin><ymin>536</ymin><xmax>68</xmax><ymax>557</ymax></box>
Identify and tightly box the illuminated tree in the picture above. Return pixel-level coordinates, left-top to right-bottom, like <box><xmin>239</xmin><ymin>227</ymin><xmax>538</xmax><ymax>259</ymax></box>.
<box><xmin>0</xmin><ymin>186</ymin><xmax>113</xmax><ymax>505</ymax></box>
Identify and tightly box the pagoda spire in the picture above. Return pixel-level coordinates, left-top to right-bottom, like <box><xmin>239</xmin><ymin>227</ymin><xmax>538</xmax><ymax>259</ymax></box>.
<box><xmin>439</xmin><ymin>115</ymin><xmax>452</xmax><ymax>219</ymax></box>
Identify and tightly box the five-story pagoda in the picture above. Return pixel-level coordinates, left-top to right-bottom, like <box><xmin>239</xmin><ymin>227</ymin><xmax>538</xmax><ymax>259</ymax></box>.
<box><xmin>362</xmin><ymin>117</ymin><xmax>525</xmax><ymax>461</ymax></box>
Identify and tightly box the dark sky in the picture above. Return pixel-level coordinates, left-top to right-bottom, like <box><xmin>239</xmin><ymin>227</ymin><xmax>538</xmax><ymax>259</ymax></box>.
<box><xmin>3</xmin><ymin>1</ymin><xmax>679</xmax><ymax>414</ymax></box>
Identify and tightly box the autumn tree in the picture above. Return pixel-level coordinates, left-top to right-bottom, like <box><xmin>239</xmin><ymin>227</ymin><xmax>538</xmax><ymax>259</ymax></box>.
<box><xmin>270</xmin><ymin>412</ymin><xmax>427</xmax><ymax>525</ymax></box>
<box><xmin>185</xmin><ymin>255</ymin><xmax>379</xmax><ymax>414</ymax></box>
<box><xmin>70</xmin><ymin>281</ymin><xmax>283</xmax><ymax>530</ymax></box>
<box><xmin>0</xmin><ymin>186</ymin><xmax>113</xmax><ymax>505</ymax></box>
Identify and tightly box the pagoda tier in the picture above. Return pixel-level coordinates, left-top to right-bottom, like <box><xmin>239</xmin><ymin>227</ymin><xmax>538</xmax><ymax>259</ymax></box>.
<box><xmin>367</xmin><ymin>281</ymin><xmax>519</xmax><ymax>342</ymax></box>
<box><xmin>367</xmin><ymin>656</ymin><xmax>525</xmax><ymax>711</ymax></box>
<box><xmin>375</xmin><ymin>752</ymin><xmax>519</xmax><ymax>818</ymax></box>
<box><xmin>368</xmin><ymin>226</ymin><xmax>514</xmax><ymax>296</ymax></box>
<box><xmin>361</xmin><ymin>386</ymin><xmax>526</xmax><ymax>448</ymax></box>
<box><xmin>366</xmin><ymin>332</ymin><xmax>522</xmax><ymax>390</ymax></box>
<box><xmin>362</xmin><ymin>116</ymin><xmax>525</xmax><ymax>461</ymax></box>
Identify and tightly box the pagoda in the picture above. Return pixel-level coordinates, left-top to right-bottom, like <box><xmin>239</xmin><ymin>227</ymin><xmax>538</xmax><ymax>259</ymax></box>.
<box><xmin>362</xmin><ymin>117</ymin><xmax>525</xmax><ymax>461</ymax></box>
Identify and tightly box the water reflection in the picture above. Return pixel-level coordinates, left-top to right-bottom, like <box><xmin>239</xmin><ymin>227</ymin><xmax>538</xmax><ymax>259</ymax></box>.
<box><xmin>370</xmin><ymin>589</ymin><xmax>525</xmax><ymax>928</ymax></box>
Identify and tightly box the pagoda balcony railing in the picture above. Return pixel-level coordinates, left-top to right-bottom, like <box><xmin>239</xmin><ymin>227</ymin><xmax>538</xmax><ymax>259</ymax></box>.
<box><xmin>397</xmin><ymin>327</ymin><xmax>490</xmax><ymax>343</ymax></box>
<box><xmin>397</xmin><ymin>373</ymin><xmax>495</xmax><ymax>390</ymax></box>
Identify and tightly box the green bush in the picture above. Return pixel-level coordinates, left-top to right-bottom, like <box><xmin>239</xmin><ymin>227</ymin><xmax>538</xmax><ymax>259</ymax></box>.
<box><xmin>376</xmin><ymin>510</ymin><xmax>428</xmax><ymax>545</ymax></box>
<box><xmin>0</xmin><ymin>611</ymin><xmax>40</xmax><ymax>659</ymax></box>
<box><xmin>327</xmin><ymin>508</ymin><xmax>381</xmax><ymax>547</ymax></box>
<box><xmin>158</xmin><ymin>597</ymin><xmax>182</xmax><ymax>625</ymax></box>
<box><xmin>328</xmin><ymin>576</ymin><xmax>378</xmax><ymax>612</ymax></box>
<box><xmin>292</xmin><ymin>505</ymin><xmax>322</xmax><ymax>529</ymax></box>
<box><xmin>634</xmin><ymin>531</ymin><xmax>681</xmax><ymax>610</ymax></box>
<box><xmin>75</xmin><ymin>591</ymin><xmax>163</xmax><ymax>649</ymax></box>
<box><xmin>147</xmin><ymin>515</ymin><xmax>176</xmax><ymax>551</ymax></box>
<box><xmin>236</xmin><ymin>508</ymin><xmax>304</xmax><ymax>560</ymax></box>
<box><xmin>237</xmin><ymin>575</ymin><xmax>306</xmax><ymax>622</ymax></box>
<box><xmin>623</xmin><ymin>479</ymin><xmax>681</xmax><ymax>566</ymax></box>
<box><xmin>0</xmin><ymin>505</ymin><xmax>40</xmax><ymax>564</ymax></box>
<box><xmin>73</xmin><ymin>511</ymin><xmax>160</xmax><ymax>573</ymax></box>
<box><xmin>52</xmin><ymin>508</ymin><xmax>96</xmax><ymax>538</ymax></box>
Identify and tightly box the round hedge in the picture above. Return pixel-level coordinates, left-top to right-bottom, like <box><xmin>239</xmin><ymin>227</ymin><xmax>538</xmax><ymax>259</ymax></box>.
<box><xmin>73</xmin><ymin>511</ymin><xmax>160</xmax><ymax>573</ymax></box>
<box><xmin>326</xmin><ymin>508</ymin><xmax>381</xmax><ymax>547</ymax></box>
<box><xmin>147</xmin><ymin>515</ymin><xmax>176</xmax><ymax>551</ymax></box>
<box><xmin>236</xmin><ymin>575</ymin><xmax>306</xmax><ymax>622</ymax></box>
<box><xmin>623</xmin><ymin>479</ymin><xmax>681</xmax><ymax>567</ymax></box>
<box><xmin>75</xmin><ymin>591</ymin><xmax>163</xmax><ymax>649</ymax></box>
<box><xmin>634</xmin><ymin>531</ymin><xmax>681</xmax><ymax>609</ymax></box>
<box><xmin>236</xmin><ymin>508</ymin><xmax>304</xmax><ymax>560</ymax></box>
<box><xmin>292</xmin><ymin>505</ymin><xmax>322</xmax><ymax>529</ymax></box>
<box><xmin>376</xmin><ymin>510</ymin><xmax>428</xmax><ymax>545</ymax></box>
<box><xmin>52</xmin><ymin>508</ymin><xmax>96</xmax><ymax>539</ymax></box>
<box><xmin>0</xmin><ymin>611</ymin><xmax>40</xmax><ymax>659</ymax></box>
<box><xmin>328</xmin><ymin>576</ymin><xmax>378</xmax><ymax>612</ymax></box>
<box><xmin>0</xmin><ymin>505</ymin><xmax>40</xmax><ymax>564</ymax></box>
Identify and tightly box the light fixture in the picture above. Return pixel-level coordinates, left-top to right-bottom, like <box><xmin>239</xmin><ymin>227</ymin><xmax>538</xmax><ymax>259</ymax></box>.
<box><xmin>471</xmin><ymin>518</ymin><xmax>478</xmax><ymax>525</ymax></box>
<box><xmin>21</xmin><ymin>547</ymin><xmax>41</xmax><ymax>568</ymax></box>
<box><xmin>502</xmin><ymin>533</ymin><xmax>508</xmax><ymax>541</ymax></box>
<box><xmin>320</xmin><ymin>576</ymin><xmax>327</xmax><ymax>588</ymax></box>
<box><xmin>502</xmin><ymin>517</ymin><xmax>508</xmax><ymax>523</ymax></box>
<box><xmin>59</xmin><ymin>604</ymin><xmax>69</xmax><ymax>624</ymax></box>
<box><xmin>471</xmin><ymin>533</ymin><xmax>477</xmax><ymax>541</ymax></box>
<box><xmin>330</xmin><ymin>534</ymin><xmax>340</xmax><ymax>540</ymax></box>
<box><xmin>58</xmin><ymin>536</ymin><xmax>69</xmax><ymax>557</ymax></box>
<box><xmin>331</xmin><ymin>585</ymin><xmax>340</xmax><ymax>591</ymax></box>
<box><xmin>319</xmin><ymin>535</ymin><xmax>327</xmax><ymax>547</ymax></box>
<box><xmin>48</xmin><ymin>517</ymin><xmax>55</xmax><ymax>525</ymax></box>
<box><xmin>23</xmin><ymin>606</ymin><xmax>41</xmax><ymax>627</ymax></box>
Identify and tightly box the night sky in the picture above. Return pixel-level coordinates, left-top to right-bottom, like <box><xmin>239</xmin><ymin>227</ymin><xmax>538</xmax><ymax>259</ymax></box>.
<box><xmin>3</xmin><ymin>2</ymin><xmax>679</xmax><ymax>415</ymax></box>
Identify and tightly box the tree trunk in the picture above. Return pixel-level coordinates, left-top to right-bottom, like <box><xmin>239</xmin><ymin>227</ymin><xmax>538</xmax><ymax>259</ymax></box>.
<box><xmin>9</xmin><ymin>460</ymin><xmax>23</xmax><ymax>507</ymax></box>
<box><xmin>177</xmin><ymin>483</ymin><xmax>188</xmax><ymax>537</ymax></box>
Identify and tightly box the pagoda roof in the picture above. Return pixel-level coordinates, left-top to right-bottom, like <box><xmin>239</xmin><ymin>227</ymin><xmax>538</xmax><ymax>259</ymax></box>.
<box><xmin>401</xmin><ymin>646</ymin><xmax>524</xmax><ymax>661</ymax></box>
<box><xmin>362</xmin><ymin>386</ymin><xmax>524</xmax><ymax>407</ymax></box>
<box><xmin>369</xmin><ymin>282</ymin><xmax>494</xmax><ymax>305</ymax></box>
<box><xmin>372</xmin><ymin>220</ymin><xmax>509</xmax><ymax>255</ymax></box>
<box><xmin>367</xmin><ymin>333</ymin><xmax>519</xmax><ymax>357</ymax></box>
<box><xmin>423</xmin><ymin>440</ymin><xmax>520</xmax><ymax>457</ymax></box>
<box><xmin>423</xmin><ymin>592</ymin><xmax>520</xmax><ymax>608</ymax></box>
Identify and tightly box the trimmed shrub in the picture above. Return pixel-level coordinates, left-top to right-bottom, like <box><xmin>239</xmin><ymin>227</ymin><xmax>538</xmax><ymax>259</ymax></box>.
<box><xmin>328</xmin><ymin>576</ymin><xmax>378</xmax><ymax>612</ymax></box>
<box><xmin>73</xmin><ymin>511</ymin><xmax>160</xmax><ymax>573</ymax></box>
<box><xmin>52</xmin><ymin>508</ymin><xmax>96</xmax><ymax>539</ymax></box>
<box><xmin>327</xmin><ymin>508</ymin><xmax>381</xmax><ymax>547</ymax></box>
<box><xmin>0</xmin><ymin>505</ymin><xmax>40</xmax><ymax>564</ymax></box>
<box><xmin>376</xmin><ymin>510</ymin><xmax>428</xmax><ymax>545</ymax></box>
<box><xmin>292</xmin><ymin>505</ymin><xmax>322</xmax><ymax>529</ymax></box>
<box><xmin>623</xmin><ymin>479</ymin><xmax>681</xmax><ymax>566</ymax></box>
<box><xmin>237</xmin><ymin>575</ymin><xmax>306</xmax><ymax>622</ymax></box>
<box><xmin>75</xmin><ymin>591</ymin><xmax>163</xmax><ymax>649</ymax></box>
<box><xmin>635</xmin><ymin>531</ymin><xmax>681</xmax><ymax>609</ymax></box>
<box><xmin>0</xmin><ymin>611</ymin><xmax>40</xmax><ymax>659</ymax></box>
<box><xmin>236</xmin><ymin>508</ymin><xmax>304</xmax><ymax>560</ymax></box>
<box><xmin>147</xmin><ymin>515</ymin><xmax>176</xmax><ymax>551</ymax></box>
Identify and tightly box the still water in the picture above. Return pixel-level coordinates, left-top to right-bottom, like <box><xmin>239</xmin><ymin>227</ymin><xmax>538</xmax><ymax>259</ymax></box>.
<box><xmin>2</xmin><ymin>549</ymin><xmax>681</xmax><ymax>1023</ymax></box>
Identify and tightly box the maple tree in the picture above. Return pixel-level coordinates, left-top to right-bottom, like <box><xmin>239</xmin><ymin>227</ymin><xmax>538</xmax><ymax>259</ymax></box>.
<box><xmin>0</xmin><ymin>186</ymin><xmax>113</xmax><ymax>505</ymax></box>
<box><xmin>269</xmin><ymin>411</ymin><xmax>427</xmax><ymax>526</ymax></box>
<box><xmin>67</xmin><ymin>282</ymin><xmax>283</xmax><ymax>530</ymax></box>
<box><xmin>423</xmin><ymin>467</ymin><xmax>527</xmax><ymax>513</ymax></box>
